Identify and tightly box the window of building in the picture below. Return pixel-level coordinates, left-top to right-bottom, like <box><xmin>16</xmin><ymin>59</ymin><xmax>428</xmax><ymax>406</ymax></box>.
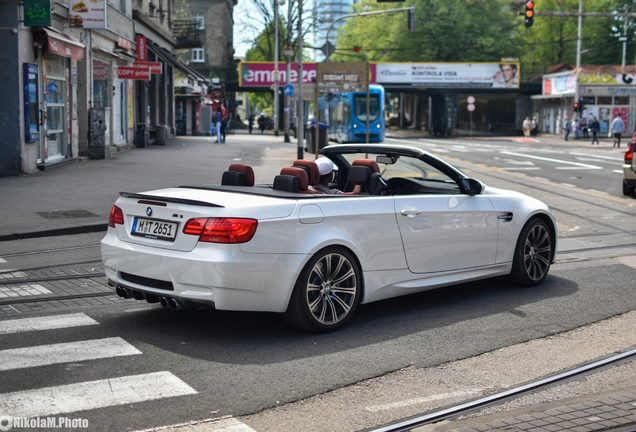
<box><xmin>597</xmin><ymin>96</ymin><xmax>612</xmax><ymax>105</ymax></box>
<box><xmin>192</xmin><ymin>13</ymin><xmax>204</xmax><ymax>30</ymax></box>
<box><xmin>192</xmin><ymin>48</ymin><xmax>204</xmax><ymax>62</ymax></box>
<box><xmin>614</xmin><ymin>96</ymin><xmax>629</xmax><ymax>105</ymax></box>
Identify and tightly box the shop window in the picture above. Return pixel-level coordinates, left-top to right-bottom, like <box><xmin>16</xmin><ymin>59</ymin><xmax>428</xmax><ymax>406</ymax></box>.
<box><xmin>581</xmin><ymin>96</ymin><xmax>595</xmax><ymax>105</ymax></box>
<box><xmin>192</xmin><ymin>48</ymin><xmax>204</xmax><ymax>63</ymax></box>
<box><xmin>614</xmin><ymin>96</ymin><xmax>629</xmax><ymax>105</ymax></box>
<box><xmin>597</xmin><ymin>96</ymin><xmax>612</xmax><ymax>105</ymax></box>
<box><xmin>93</xmin><ymin>60</ymin><xmax>110</xmax><ymax>109</ymax></box>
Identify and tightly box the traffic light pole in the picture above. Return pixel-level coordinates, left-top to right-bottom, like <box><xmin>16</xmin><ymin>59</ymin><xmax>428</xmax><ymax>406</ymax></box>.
<box><xmin>324</xmin><ymin>6</ymin><xmax>415</xmax><ymax>61</ymax></box>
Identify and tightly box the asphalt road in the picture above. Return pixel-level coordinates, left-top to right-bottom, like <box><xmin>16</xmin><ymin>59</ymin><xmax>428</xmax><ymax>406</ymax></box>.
<box><xmin>1</xmin><ymin>135</ymin><xmax>636</xmax><ymax>431</ymax></box>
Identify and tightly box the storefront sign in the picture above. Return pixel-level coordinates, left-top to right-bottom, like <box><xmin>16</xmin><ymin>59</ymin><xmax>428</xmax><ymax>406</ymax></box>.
<box><xmin>579</xmin><ymin>73</ymin><xmax>636</xmax><ymax>85</ymax></box>
<box><xmin>93</xmin><ymin>61</ymin><xmax>108</xmax><ymax>80</ymax></box>
<box><xmin>23</xmin><ymin>64</ymin><xmax>40</xmax><ymax>143</ymax></box>
<box><xmin>44</xmin><ymin>29</ymin><xmax>85</xmax><ymax>61</ymax></box>
<box><xmin>375</xmin><ymin>63</ymin><xmax>519</xmax><ymax>88</ymax></box>
<box><xmin>117</xmin><ymin>67</ymin><xmax>150</xmax><ymax>80</ymax></box>
<box><xmin>581</xmin><ymin>85</ymin><xmax>636</xmax><ymax>96</ymax></box>
<box><xmin>132</xmin><ymin>61</ymin><xmax>162</xmax><ymax>74</ymax></box>
<box><xmin>240</xmin><ymin>62</ymin><xmax>318</xmax><ymax>87</ymax></box>
<box><xmin>136</xmin><ymin>36</ymin><xmax>147</xmax><ymax>61</ymax></box>
<box><xmin>118</xmin><ymin>36</ymin><xmax>131</xmax><ymax>50</ymax></box>
<box><xmin>316</xmin><ymin>62</ymin><xmax>369</xmax><ymax>93</ymax></box>
<box><xmin>543</xmin><ymin>74</ymin><xmax>576</xmax><ymax>95</ymax></box>
<box><xmin>23</xmin><ymin>0</ymin><xmax>51</xmax><ymax>26</ymax></box>
<box><xmin>69</xmin><ymin>0</ymin><xmax>106</xmax><ymax>29</ymax></box>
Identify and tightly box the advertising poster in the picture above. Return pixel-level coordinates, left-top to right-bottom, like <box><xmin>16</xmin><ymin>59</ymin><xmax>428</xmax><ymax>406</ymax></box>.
<box><xmin>613</xmin><ymin>107</ymin><xmax>628</xmax><ymax>132</ymax></box>
<box><xmin>375</xmin><ymin>63</ymin><xmax>520</xmax><ymax>88</ymax></box>
<box><xmin>599</xmin><ymin>108</ymin><xmax>610</xmax><ymax>134</ymax></box>
<box><xmin>69</xmin><ymin>0</ymin><xmax>106</xmax><ymax>29</ymax></box>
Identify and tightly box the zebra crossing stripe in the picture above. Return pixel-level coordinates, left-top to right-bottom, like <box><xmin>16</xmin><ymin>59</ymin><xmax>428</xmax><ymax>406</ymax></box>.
<box><xmin>0</xmin><ymin>371</ymin><xmax>197</xmax><ymax>418</ymax></box>
<box><xmin>134</xmin><ymin>417</ymin><xmax>258</xmax><ymax>432</ymax></box>
<box><xmin>0</xmin><ymin>313</ymin><xmax>99</xmax><ymax>334</ymax></box>
<box><xmin>0</xmin><ymin>337</ymin><xmax>141</xmax><ymax>371</ymax></box>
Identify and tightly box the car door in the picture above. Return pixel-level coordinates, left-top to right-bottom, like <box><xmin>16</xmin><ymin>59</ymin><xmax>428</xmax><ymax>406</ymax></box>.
<box><xmin>395</xmin><ymin>193</ymin><xmax>499</xmax><ymax>273</ymax></box>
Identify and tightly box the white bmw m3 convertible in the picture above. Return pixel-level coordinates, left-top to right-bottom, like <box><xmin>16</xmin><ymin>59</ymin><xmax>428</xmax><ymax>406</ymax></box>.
<box><xmin>101</xmin><ymin>144</ymin><xmax>557</xmax><ymax>332</ymax></box>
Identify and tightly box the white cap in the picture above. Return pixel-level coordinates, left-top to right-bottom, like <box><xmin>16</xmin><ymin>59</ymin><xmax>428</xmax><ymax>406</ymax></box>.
<box><xmin>315</xmin><ymin>158</ymin><xmax>334</xmax><ymax>176</ymax></box>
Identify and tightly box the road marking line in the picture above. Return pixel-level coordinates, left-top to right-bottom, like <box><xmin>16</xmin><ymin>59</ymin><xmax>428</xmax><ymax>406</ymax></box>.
<box><xmin>133</xmin><ymin>417</ymin><xmax>257</xmax><ymax>432</ymax></box>
<box><xmin>365</xmin><ymin>390</ymin><xmax>482</xmax><ymax>412</ymax></box>
<box><xmin>0</xmin><ymin>337</ymin><xmax>141</xmax><ymax>371</ymax></box>
<box><xmin>500</xmin><ymin>151</ymin><xmax>603</xmax><ymax>169</ymax></box>
<box><xmin>0</xmin><ymin>371</ymin><xmax>197</xmax><ymax>418</ymax></box>
<box><xmin>614</xmin><ymin>170</ymin><xmax>624</xmax><ymax>173</ymax></box>
<box><xmin>0</xmin><ymin>284</ymin><xmax>51</xmax><ymax>299</ymax></box>
<box><xmin>560</xmin><ymin>183</ymin><xmax>577</xmax><ymax>187</ymax></box>
<box><xmin>570</xmin><ymin>152</ymin><xmax>624</xmax><ymax>161</ymax></box>
<box><xmin>502</xmin><ymin>167</ymin><xmax>541</xmax><ymax>171</ymax></box>
<box><xmin>555</xmin><ymin>166</ymin><xmax>603</xmax><ymax>170</ymax></box>
<box><xmin>0</xmin><ymin>313</ymin><xmax>99</xmax><ymax>334</ymax></box>
<box><xmin>0</xmin><ymin>258</ymin><xmax>6</xmax><ymax>263</ymax></box>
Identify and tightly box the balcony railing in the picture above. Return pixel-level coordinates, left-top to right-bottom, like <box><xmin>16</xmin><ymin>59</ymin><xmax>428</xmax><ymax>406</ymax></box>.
<box><xmin>173</xmin><ymin>20</ymin><xmax>203</xmax><ymax>49</ymax></box>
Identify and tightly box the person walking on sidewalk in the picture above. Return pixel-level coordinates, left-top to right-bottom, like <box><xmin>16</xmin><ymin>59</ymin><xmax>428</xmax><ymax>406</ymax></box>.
<box><xmin>573</xmin><ymin>118</ymin><xmax>580</xmax><ymax>140</ymax></box>
<box><xmin>590</xmin><ymin>116</ymin><xmax>600</xmax><ymax>145</ymax></box>
<box><xmin>563</xmin><ymin>118</ymin><xmax>571</xmax><ymax>141</ymax></box>
<box><xmin>213</xmin><ymin>108</ymin><xmax>222</xmax><ymax>143</ymax></box>
<box><xmin>610</xmin><ymin>114</ymin><xmax>625</xmax><ymax>147</ymax></box>
<box><xmin>531</xmin><ymin>116</ymin><xmax>538</xmax><ymax>137</ymax></box>
<box><xmin>522</xmin><ymin>116</ymin><xmax>531</xmax><ymax>137</ymax></box>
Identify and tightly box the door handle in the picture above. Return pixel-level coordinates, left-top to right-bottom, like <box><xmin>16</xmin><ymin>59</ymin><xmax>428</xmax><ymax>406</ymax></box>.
<box><xmin>401</xmin><ymin>208</ymin><xmax>422</xmax><ymax>217</ymax></box>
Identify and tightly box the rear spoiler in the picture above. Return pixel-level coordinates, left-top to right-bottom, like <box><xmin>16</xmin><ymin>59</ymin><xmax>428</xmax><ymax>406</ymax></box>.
<box><xmin>119</xmin><ymin>192</ymin><xmax>224</xmax><ymax>208</ymax></box>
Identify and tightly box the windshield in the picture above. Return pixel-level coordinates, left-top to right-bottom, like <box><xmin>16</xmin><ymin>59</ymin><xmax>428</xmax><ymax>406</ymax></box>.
<box><xmin>353</xmin><ymin>94</ymin><xmax>380</xmax><ymax>122</ymax></box>
<box><xmin>342</xmin><ymin>153</ymin><xmax>455</xmax><ymax>183</ymax></box>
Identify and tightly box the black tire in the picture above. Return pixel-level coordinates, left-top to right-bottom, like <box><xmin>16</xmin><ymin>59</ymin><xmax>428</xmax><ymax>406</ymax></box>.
<box><xmin>283</xmin><ymin>247</ymin><xmax>361</xmax><ymax>332</ymax></box>
<box><xmin>623</xmin><ymin>181</ymin><xmax>635</xmax><ymax>196</ymax></box>
<box><xmin>510</xmin><ymin>218</ymin><xmax>553</xmax><ymax>287</ymax></box>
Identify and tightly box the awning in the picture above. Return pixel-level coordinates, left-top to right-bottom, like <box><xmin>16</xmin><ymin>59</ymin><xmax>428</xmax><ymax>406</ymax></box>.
<box><xmin>43</xmin><ymin>28</ymin><xmax>85</xmax><ymax>61</ymax></box>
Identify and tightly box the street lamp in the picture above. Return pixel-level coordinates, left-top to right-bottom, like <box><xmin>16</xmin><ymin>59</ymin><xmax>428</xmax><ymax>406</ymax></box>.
<box><xmin>283</xmin><ymin>45</ymin><xmax>293</xmax><ymax>143</ymax></box>
<box><xmin>274</xmin><ymin>0</ymin><xmax>285</xmax><ymax>137</ymax></box>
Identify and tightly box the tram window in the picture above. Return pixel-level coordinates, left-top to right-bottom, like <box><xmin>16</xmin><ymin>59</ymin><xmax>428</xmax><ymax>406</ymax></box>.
<box><xmin>354</xmin><ymin>95</ymin><xmax>379</xmax><ymax>122</ymax></box>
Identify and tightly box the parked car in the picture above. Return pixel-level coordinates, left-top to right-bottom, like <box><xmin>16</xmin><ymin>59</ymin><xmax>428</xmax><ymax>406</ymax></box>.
<box><xmin>101</xmin><ymin>144</ymin><xmax>557</xmax><ymax>332</ymax></box>
<box><xmin>623</xmin><ymin>133</ymin><xmax>636</xmax><ymax>196</ymax></box>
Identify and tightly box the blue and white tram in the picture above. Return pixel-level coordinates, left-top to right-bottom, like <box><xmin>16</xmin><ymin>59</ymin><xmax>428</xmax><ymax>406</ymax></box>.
<box><xmin>327</xmin><ymin>85</ymin><xmax>385</xmax><ymax>143</ymax></box>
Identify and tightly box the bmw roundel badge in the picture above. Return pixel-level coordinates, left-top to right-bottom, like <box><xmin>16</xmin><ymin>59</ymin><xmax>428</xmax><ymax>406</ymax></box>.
<box><xmin>146</xmin><ymin>207</ymin><xmax>153</xmax><ymax>217</ymax></box>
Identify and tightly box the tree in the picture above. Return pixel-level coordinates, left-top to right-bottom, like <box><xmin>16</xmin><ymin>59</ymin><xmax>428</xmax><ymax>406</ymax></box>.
<box><xmin>334</xmin><ymin>0</ymin><xmax>521</xmax><ymax>63</ymax></box>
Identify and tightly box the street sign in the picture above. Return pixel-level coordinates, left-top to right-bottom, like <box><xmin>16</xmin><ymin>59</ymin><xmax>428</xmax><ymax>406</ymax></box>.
<box><xmin>320</xmin><ymin>41</ymin><xmax>336</xmax><ymax>58</ymax></box>
<box><xmin>467</xmin><ymin>103</ymin><xmax>475</xmax><ymax>112</ymax></box>
<box><xmin>284</xmin><ymin>84</ymin><xmax>294</xmax><ymax>96</ymax></box>
<box><xmin>467</xmin><ymin>96</ymin><xmax>475</xmax><ymax>104</ymax></box>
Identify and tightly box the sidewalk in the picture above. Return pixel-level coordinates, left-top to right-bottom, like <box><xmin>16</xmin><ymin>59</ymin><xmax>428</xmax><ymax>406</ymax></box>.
<box><xmin>0</xmin><ymin>132</ymin><xmax>298</xmax><ymax>241</ymax></box>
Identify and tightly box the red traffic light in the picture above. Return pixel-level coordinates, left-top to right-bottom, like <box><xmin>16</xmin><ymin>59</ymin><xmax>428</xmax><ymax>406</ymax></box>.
<box><xmin>573</xmin><ymin>103</ymin><xmax>580</xmax><ymax>111</ymax></box>
<box><xmin>524</xmin><ymin>0</ymin><xmax>535</xmax><ymax>27</ymax></box>
<box><xmin>526</xmin><ymin>0</ymin><xmax>534</xmax><ymax>8</ymax></box>
<box><xmin>353</xmin><ymin>46</ymin><xmax>361</xmax><ymax>52</ymax></box>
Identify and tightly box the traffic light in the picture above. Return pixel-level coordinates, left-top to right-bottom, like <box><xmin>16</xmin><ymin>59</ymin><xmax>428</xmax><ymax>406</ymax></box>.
<box><xmin>573</xmin><ymin>101</ymin><xmax>580</xmax><ymax>113</ymax></box>
<box><xmin>578</xmin><ymin>98</ymin><xmax>586</xmax><ymax>114</ymax></box>
<box><xmin>524</xmin><ymin>1</ymin><xmax>534</xmax><ymax>28</ymax></box>
<box><xmin>407</xmin><ymin>7</ymin><xmax>415</xmax><ymax>32</ymax></box>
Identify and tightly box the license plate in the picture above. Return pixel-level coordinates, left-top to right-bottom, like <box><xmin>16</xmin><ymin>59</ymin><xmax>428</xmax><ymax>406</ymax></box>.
<box><xmin>131</xmin><ymin>217</ymin><xmax>178</xmax><ymax>241</ymax></box>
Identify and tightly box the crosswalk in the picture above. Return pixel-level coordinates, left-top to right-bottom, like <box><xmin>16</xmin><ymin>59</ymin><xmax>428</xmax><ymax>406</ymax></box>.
<box><xmin>0</xmin><ymin>312</ymin><xmax>197</xmax><ymax>421</ymax></box>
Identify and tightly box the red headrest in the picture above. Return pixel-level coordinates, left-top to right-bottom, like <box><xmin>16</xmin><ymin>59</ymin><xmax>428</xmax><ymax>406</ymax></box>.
<box><xmin>352</xmin><ymin>159</ymin><xmax>380</xmax><ymax>173</ymax></box>
<box><xmin>292</xmin><ymin>160</ymin><xmax>320</xmax><ymax>186</ymax></box>
<box><xmin>280</xmin><ymin>167</ymin><xmax>309</xmax><ymax>191</ymax></box>
<box><xmin>228</xmin><ymin>164</ymin><xmax>255</xmax><ymax>186</ymax></box>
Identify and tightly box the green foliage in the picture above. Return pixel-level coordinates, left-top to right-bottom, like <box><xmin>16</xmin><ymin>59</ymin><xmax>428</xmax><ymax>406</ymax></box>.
<box><xmin>335</xmin><ymin>0</ymin><xmax>520</xmax><ymax>63</ymax></box>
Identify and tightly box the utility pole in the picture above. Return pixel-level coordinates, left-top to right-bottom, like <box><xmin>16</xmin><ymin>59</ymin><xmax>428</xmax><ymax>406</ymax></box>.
<box><xmin>297</xmin><ymin>0</ymin><xmax>304</xmax><ymax>159</ymax></box>
<box><xmin>574</xmin><ymin>0</ymin><xmax>582</xmax><ymax>117</ymax></box>
<box><xmin>274</xmin><ymin>1</ymin><xmax>280</xmax><ymax>136</ymax></box>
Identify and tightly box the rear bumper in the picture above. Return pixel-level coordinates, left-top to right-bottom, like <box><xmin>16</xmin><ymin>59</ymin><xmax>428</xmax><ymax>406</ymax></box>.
<box><xmin>624</xmin><ymin>164</ymin><xmax>636</xmax><ymax>186</ymax></box>
<box><xmin>101</xmin><ymin>229</ymin><xmax>305</xmax><ymax>313</ymax></box>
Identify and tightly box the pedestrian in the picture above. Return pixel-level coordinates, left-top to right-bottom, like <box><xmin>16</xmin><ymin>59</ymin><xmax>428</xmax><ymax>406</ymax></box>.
<box><xmin>220</xmin><ymin>105</ymin><xmax>228</xmax><ymax>143</ymax></box>
<box><xmin>213</xmin><ymin>108</ymin><xmax>222</xmax><ymax>143</ymax></box>
<box><xmin>522</xmin><ymin>116</ymin><xmax>531</xmax><ymax>138</ymax></box>
<box><xmin>610</xmin><ymin>114</ymin><xmax>625</xmax><ymax>147</ymax></box>
<box><xmin>248</xmin><ymin>114</ymin><xmax>254</xmax><ymax>134</ymax></box>
<box><xmin>581</xmin><ymin>118</ymin><xmax>589</xmax><ymax>139</ymax></box>
<box><xmin>572</xmin><ymin>118</ymin><xmax>579</xmax><ymax>140</ymax></box>
<box><xmin>258</xmin><ymin>114</ymin><xmax>267</xmax><ymax>134</ymax></box>
<box><xmin>590</xmin><ymin>116</ymin><xmax>600</xmax><ymax>145</ymax></box>
<box><xmin>563</xmin><ymin>118</ymin><xmax>571</xmax><ymax>141</ymax></box>
<box><xmin>531</xmin><ymin>116</ymin><xmax>538</xmax><ymax>137</ymax></box>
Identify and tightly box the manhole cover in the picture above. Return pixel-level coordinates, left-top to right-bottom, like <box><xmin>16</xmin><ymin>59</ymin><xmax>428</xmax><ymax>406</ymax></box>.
<box><xmin>36</xmin><ymin>210</ymin><xmax>99</xmax><ymax>219</ymax></box>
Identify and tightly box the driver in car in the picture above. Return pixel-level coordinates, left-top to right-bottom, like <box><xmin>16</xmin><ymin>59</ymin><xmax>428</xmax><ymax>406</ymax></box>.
<box><xmin>313</xmin><ymin>158</ymin><xmax>342</xmax><ymax>194</ymax></box>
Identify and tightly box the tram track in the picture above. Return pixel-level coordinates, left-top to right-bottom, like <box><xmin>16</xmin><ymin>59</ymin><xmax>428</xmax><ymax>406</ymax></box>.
<box><xmin>368</xmin><ymin>348</ymin><xmax>636</xmax><ymax>432</ymax></box>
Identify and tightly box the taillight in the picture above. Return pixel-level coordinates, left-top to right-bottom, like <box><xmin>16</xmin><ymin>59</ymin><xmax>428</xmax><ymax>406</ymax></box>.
<box><xmin>626</xmin><ymin>143</ymin><xmax>634</xmax><ymax>163</ymax></box>
<box><xmin>182</xmin><ymin>218</ymin><xmax>258</xmax><ymax>244</ymax></box>
<box><xmin>108</xmin><ymin>205</ymin><xmax>124</xmax><ymax>228</ymax></box>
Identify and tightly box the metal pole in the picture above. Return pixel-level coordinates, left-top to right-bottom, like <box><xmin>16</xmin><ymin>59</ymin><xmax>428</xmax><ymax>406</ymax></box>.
<box><xmin>622</xmin><ymin>9</ymin><xmax>629</xmax><ymax>74</ymax></box>
<box><xmin>274</xmin><ymin>3</ymin><xmax>280</xmax><ymax>136</ymax></box>
<box><xmin>574</xmin><ymin>0</ymin><xmax>582</xmax><ymax>118</ymax></box>
<box><xmin>284</xmin><ymin>53</ymin><xmax>291</xmax><ymax>142</ymax></box>
<box><xmin>297</xmin><ymin>0</ymin><xmax>304</xmax><ymax>159</ymax></box>
<box><xmin>365</xmin><ymin>62</ymin><xmax>370</xmax><ymax>143</ymax></box>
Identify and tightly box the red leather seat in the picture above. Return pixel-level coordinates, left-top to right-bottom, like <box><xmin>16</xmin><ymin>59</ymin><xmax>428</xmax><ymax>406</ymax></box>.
<box><xmin>292</xmin><ymin>160</ymin><xmax>320</xmax><ymax>186</ymax></box>
<box><xmin>222</xmin><ymin>163</ymin><xmax>255</xmax><ymax>186</ymax></box>
<box><xmin>274</xmin><ymin>167</ymin><xmax>312</xmax><ymax>194</ymax></box>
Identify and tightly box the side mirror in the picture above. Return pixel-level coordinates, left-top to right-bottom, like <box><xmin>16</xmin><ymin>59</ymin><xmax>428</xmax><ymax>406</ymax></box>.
<box><xmin>461</xmin><ymin>178</ymin><xmax>483</xmax><ymax>195</ymax></box>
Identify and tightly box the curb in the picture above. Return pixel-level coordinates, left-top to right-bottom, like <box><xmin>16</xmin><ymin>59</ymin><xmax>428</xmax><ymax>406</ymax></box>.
<box><xmin>0</xmin><ymin>222</ymin><xmax>108</xmax><ymax>242</ymax></box>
